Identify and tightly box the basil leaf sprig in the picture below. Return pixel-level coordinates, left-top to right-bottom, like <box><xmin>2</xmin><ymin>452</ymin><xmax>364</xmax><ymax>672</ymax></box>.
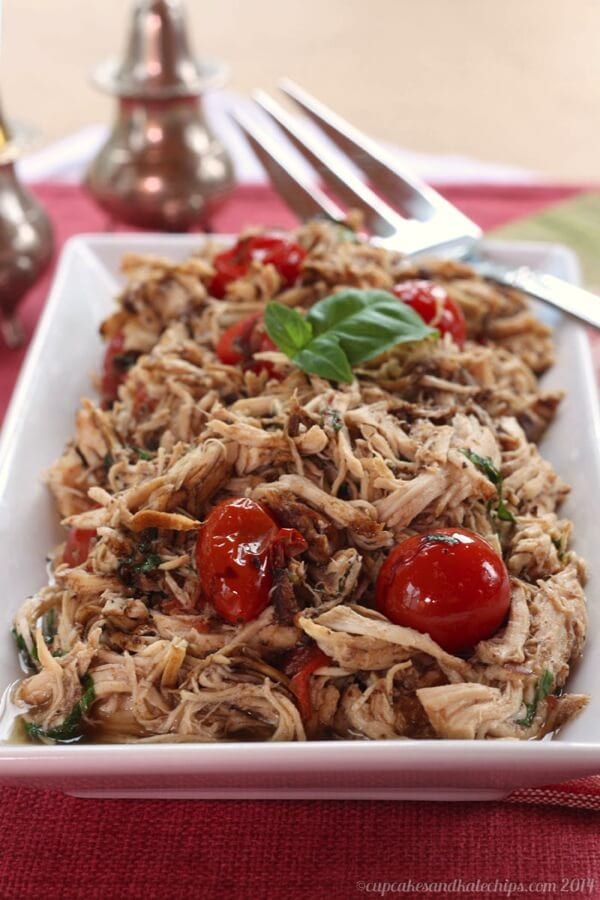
<box><xmin>264</xmin><ymin>289</ymin><xmax>437</xmax><ymax>384</ymax></box>
<box><xmin>460</xmin><ymin>449</ymin><xmax>516</xmax><ymax>524</ymax></box>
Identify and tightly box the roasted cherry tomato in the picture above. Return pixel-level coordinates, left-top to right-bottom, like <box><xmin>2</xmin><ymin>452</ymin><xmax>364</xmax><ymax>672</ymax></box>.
<box><xmin>251</xmin><ymin>236</ymin><xmax>306</xmax><ymax>285</ymax></box>
<box><xmin>284</xmin><ymin>643</ymin><xmax>331</xmax><ymax>721</ymax></box>
<box><xmin>375</xmin><ymin>527</ymin><xmax>511</xmax><ymax>654</ymax></box>
<box><xmin>392</xmin><ymin>280</ymin><xmax>466</xmax><ymax>348</ymax></box>
<box><xmin>216</xmin><ymin>314</ymin><xmax>278</xmax><ymax>375</ymax></box>
<box><xmin>196</xmin><ymin>498</ymin><xmax>307</xmax><ymax>624</ymax></box>
<box><xmin>209</xmin><ymin>235</ymin><xmax>306</xmax><ymax>298</ymax></box>
<box><xmin>100</xmin><ymin>333</ymin><xmax>139</xmax><ymax>408</ymax></box>
<box><xmin>209</xmin><ymin>248</ymin><xmax>248</xmax><ymax>300</ymax></box>
<box><xmin>63</xmin><ymin>528</ymin><xmax>96</xmax><ymax>567</ymax></box>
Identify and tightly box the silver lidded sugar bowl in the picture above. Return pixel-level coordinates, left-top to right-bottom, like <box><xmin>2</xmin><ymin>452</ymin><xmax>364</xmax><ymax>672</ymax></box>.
<box><xmin>86</xmin><ymin>0</ymin><xmax>234</xmax><ymax>231</ymax></box>
<box><xmin>0</xmin><ymin>96</ymin><xmax>53</xmax><ymax>348</ymax></box>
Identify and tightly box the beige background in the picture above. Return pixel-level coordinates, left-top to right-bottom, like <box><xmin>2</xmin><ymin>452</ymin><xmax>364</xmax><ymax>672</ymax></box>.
<box><xmin>1</xmin><ymin>0</ymin><xmax>599</xmax><ymax>180</ymax></box>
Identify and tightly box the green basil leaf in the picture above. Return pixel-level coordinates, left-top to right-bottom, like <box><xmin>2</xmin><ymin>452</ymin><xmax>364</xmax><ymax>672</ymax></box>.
<box><xmin>265</xmin><ymin>289</ymin><xmax>437</xmax><ymax>384</ymax></box>
<box><xmin>461</xmin><ymin>448</ymin><xmax>516</xmax><ymax>524</ymax></box>
<box><xmin>293</xmin><ymin>338</ymin><xmax>354</xmax><ymax>383</ymax></box>
<box><xmin>136</xmin><ymin>552</ymin><xmax>162</xmax><ymax>575</ymax></box>
<box><xmin>26</xmin><ymin>673</ymin><xmax>95</xmax><ymax>743</ymax></box>
<box><xmin>323</xmin><ymin>408</ymin><xmax>343</xmax><ymax>432</ymax></box>
<box><xmin>496</xmin><ymin>498</ymin><xmax>516</xmax><ymax>523</ymax></box>
<box><xmin>264</xmin><ymin>303</ymin><xmax>313</xmax><ymax>358</ymax></box>
<box><xmin>132</xmin><ymin>447</ymin><xmax>154</xmax><ymax>461</ymax></box>
<box><xmin>460</xmin><ymin>449</ymin><xmax>501</xmax><ymax>486</ymax></box>
<box><xmin>306</xmin><ymin>289</ymin><xmax>437</xmax><ymax>365</ymax></box>
<box><xmin>12</xmin><ymin>627</ymin><xmax>37</xmax><ymax>671</ymax></box>
<box><xmin>516</xmin><ymin>669</ymin><xmax>554</xmax><ymax>728</ymax></box>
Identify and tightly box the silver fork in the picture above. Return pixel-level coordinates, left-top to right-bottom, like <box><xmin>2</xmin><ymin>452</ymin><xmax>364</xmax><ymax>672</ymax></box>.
<box><xmin>233</xmin><ymin>79</ymin><xmax>600</xmax><ymax>330</ymax></box>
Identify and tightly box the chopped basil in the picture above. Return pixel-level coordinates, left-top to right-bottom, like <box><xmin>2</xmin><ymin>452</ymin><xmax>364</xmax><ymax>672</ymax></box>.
<box><xmin>516</xmin><ymin>669</ymin><xmax>554</xmax><ymax>727</ymax></box>
<box><xmin>461</xmin><ymin>449</ymin><xmax>516</xmax><ymax>524</ymax></box>
<box><xmin>264</xmin><ymin>289</ymin><xmax>437</xmax><ymax>384</ymax></box>
<box><xmin>136</xmin><ymin>553</ymin><xmax>162</xmax><ymax>575</ymax></box>
<box><xmin>460</xmin><ymin>449</ymin><xmax>501</xmax><ymax>486</ymax></box>
<box><xmin>112</xmin><ymin>351</ymin><xmax>138</xmax><ymax>372</ymax></box>
<box><xmin>323</xmin><ymin>408</ymin><xmax>343</xmax><ymax>432</ymax></box>
<box><xmin>26</xmin><ymin>674</ymin><xmax>95</xmax><ymax>743</ymax></box>
<box><xmin>337</xmin><ymin>482</ymin><xmax>351</xmax><ymax>500</ymax></box>
<box><xmin>132</xmin><ymin>447</ymin><xmax>154</xmax><ymax>461</ymax></box>
<box><xmin>139</xmin><ymin>527</ymin><xmax>158</xmax><ymax>549</ymax></box>
<box><xmin>422</xmin><ymin>533</ymin><xmax>461</xmax><ymax>546</ymax></box>
<box><xmin>12</xmin><ymin>627</ymin><xmax>37</xmax><ymax>670</ymax></box>
<box><xmin>41</xmin><ymin>608</ymin><xmax>57</xmax><ymax>647</ymax></box>
<box><xmin>103</xmin><ymin>452</ymin><xmax>114</xmax><ymax>472</ymax></box>
<box><xmin>496</xmin><ymin>498</ymin><xmax>516</xmax><ymax>523</ymax></box>
<box><xmin>552</xmin><ymin>537</ymin><xmax>566</xmax><ymax>562</ymax></box>
<box><xmin>118</xmin><ymin>529</ymin><xmax>162</xmax><ymax>585</ymax></box>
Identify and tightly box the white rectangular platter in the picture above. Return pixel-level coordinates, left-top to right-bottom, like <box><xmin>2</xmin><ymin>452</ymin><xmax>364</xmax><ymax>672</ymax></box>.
<box><xmin>0</xmin><ymin>233</ymin><xmax>599</xmax><ymax>800</ymax></box>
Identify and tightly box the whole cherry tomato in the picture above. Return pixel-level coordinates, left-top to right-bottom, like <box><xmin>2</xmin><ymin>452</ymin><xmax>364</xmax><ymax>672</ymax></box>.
<box><xmin>284</xmin><ymin>643</ymin><xmax>332</xmax><ymax>721</ymax></box>
<box><xmin>216</xmin><ymin>314</ymin><xmax>278</xmax><ymax>375</ymax></box>
<box><xmin>375</xmin><ymin>527</ymin><xmax>511</xmax><ymax>654</ymax></box>
<box><xmin>63</xmin><ymin>528</ymin><xmax>96</xmax><ymax>567</ymax></box>
<box><xmin>392</xmin><ymin>280</ymin><xmax>467</xmax><ymax>348</ymax></box>
<box><xmin>100</xmin><ymin>333</ymin><xmax>139</xmax><ymax>408</ymax></box>
<box><xmin>196</xmin><ymin>498</ymin><xmax>307</xmax><ymax>624</ymax></box>
<box><xmin>209</xmin><ymin>235</ymin><xmax>306</xmax><ymax>298</ymax></box>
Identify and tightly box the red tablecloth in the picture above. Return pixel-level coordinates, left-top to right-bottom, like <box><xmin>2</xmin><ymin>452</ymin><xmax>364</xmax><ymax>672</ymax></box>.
<box><xmin>1</xmin><ymin>182</ymin><xmax>599</xmax><ymax>900</ymax></box>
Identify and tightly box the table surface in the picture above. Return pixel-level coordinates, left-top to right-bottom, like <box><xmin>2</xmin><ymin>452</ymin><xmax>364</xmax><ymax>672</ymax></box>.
<box><xmin>2</xmin><ymin>0</ymin><xmax>600</xmax><ymax>181</ymax></box>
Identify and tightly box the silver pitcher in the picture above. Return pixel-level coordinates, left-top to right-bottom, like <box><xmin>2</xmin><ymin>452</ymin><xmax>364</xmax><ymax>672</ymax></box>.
<box><xmin>0</xmin><ymin>98</ymin><xmax>53</xmax><ymax>348</ymax></box>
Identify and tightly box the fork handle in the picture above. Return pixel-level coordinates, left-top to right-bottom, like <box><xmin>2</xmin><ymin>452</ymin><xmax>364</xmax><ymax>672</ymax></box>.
<box><xmin>471</xmin><ymin>259</ymin><xmax>600</xmax><ymax>330</ymax></box>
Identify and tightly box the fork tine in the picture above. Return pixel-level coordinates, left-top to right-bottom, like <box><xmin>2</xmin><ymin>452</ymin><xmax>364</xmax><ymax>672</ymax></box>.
<box><xmin>253</xmin><ymin>90</ymin><xmax>409</xmax><ymax>238</ymax></box>
<box><xmin>278</xmin><ymin>78</ymin><xmax>477</xmax><ymax>229</ymax></box>
<box><xmin>232</xmin><ymin>108</ymin><xmax>346</xmax><ymax>223</ymax></box>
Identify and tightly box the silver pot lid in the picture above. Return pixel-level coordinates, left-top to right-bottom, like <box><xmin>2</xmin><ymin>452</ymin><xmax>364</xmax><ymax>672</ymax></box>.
<box><xmin>92</xmin><ymin>0</ymin><xmax>229</xmax><ymax>99</ymax></box>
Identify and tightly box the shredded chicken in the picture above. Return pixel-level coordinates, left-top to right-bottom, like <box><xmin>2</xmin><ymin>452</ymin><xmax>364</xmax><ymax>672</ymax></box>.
<box><xmin>11</xmin><ymin>219</ymin><xmax>587</xmax><ymax>744</ymax></box>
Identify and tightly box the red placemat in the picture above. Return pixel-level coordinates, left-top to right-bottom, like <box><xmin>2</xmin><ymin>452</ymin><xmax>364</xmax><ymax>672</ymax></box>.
<box><xmin>1</xmin><ymin>182</ymin><xmax>599</xmax><ymax>900</ymax></box>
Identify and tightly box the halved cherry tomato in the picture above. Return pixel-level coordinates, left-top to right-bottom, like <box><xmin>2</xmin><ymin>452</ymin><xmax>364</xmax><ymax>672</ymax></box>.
<box><xmin>210</xmin><ymin>235</ymin><xmax>306</xmax><ymax>298</ymax></box>
<box><xmin>100</xmin><ymin>333</ymin><xmax>139</xmax><ymax>408</ymax></box>
<box><xmin>216</xmin><ymin>314</ymin><xmax>278</xmax><ymax>376</ymax></box>
<box><xmin>195</xmin><ymin>498</ymin><xmax>307</xmax><ymax>624</ymax></box>
<box><xmin>375</xmin><ymin>527</ymin><xmax>511</xmax><ymax>654</ymax></box>
<box><xmin>392</xmin><ymin>280</ymin><xmax>467</xmax><ymax>348</ymax></box>
<box><xmin>63</xmin><ymin>528</ymin><xmax>96</xmax><ymax>567</ymax></box>
<box><xmin>284</xmin><ymin>643</ymin><xmax>332</xmax><ymax>721</ymax></box>
<box><xmin>252</xmin><ymin>236</ymin><xmax>306</xmax><ymax>285</ymax></box>
<box><xmin>210</xmin><ymin>248</ymin><xmax>248</xmax><ymax>300</ymax></box>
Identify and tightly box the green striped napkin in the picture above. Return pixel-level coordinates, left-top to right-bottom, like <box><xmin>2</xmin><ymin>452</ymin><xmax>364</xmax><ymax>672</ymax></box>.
<box><xmin>489</xmin><ymin>192</ymin><xmax>600</xmax><ymax>290</ymax></box>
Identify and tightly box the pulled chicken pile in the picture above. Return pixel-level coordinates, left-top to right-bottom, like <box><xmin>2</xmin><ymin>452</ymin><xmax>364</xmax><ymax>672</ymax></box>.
<box><xmin>12</xmin><ymin>220</ymin><xmax>587</xmax><ymax>743</ymax></box>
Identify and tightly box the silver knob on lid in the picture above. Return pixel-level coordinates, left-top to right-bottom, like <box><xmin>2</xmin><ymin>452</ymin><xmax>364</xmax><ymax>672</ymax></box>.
<box><xmin>92</xmin><ymin>0</ymin><xmax>228</xmax><ymax>99</ymax></box>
